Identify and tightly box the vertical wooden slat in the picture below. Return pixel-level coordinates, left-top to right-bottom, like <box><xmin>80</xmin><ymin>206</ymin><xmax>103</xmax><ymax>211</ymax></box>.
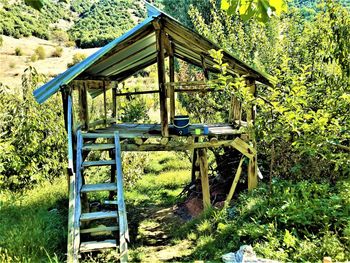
<box><xmin>114</xmin><ymin>132</ymin><xmax>129</xmax><ymax>263</ymax></box>
<box><xmin>156</xmin><ymin>24</ymin><xmax>169</xmax><ymax>137</ymax></box>
<box><xmin>103</xmin><ymin>81</ymin><xmax>107</xmax><ymax>126</ymax></box>
<box><xmin>67</xmin><ymin>94</ymin><xmax>74</xmax><ymax>175</ymax></box>
<box><xmin>246</xmin><ymin>78</ymin><xmax>258</xmax><ymax>190</ymax></box>
<box><xmin>191</xmin><ymin>136</ymin><xmax>199</xmax><ymax>183</ymax></box>
<box><xmin>112</xmin><ymin>82</ymin><xmax>118</xmax><ymax>122</ymax></box>
<box><xmin>200</xmin><ymin>54</ymin><xmax>209</xmax><ymax>80</ymax></box>
<box><xmin>198</xmin><ymin>148</ymin><xmax>211</xmax><ymax>209</ymax></box>
<box><xmin>67</xmin><ymin>169</ymin><xmax>75</xmax><ymax>263</ymax></box>
<box><xmin>225</xmin><ymin>157</ymin><xmax>244</xmax><ymax>204</ymax></box>
<box><xmin>169</xmin><ymin>52</ymin><xmax>175</xmax><ymax>124</ymax></box>
<box><xmin>73</xmin><ymin>130</ymin><xmax>83</xmax><ymax>262</ymax></box>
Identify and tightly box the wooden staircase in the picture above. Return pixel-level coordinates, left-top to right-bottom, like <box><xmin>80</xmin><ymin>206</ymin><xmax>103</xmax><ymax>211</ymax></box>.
<box><xmin>67</xmin><ymin>131</ymin><xmax>129</xmax><ymax>263</ymax></box>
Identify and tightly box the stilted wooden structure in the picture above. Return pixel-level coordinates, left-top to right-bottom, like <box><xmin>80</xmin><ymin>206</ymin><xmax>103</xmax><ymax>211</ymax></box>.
<box><xmin>33</xmin><ymin>3</ymin><xmax>275</xmax><ymax>262</ymax></box>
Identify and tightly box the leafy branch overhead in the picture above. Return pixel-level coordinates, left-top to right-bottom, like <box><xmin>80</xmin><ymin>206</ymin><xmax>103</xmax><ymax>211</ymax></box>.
<box><xmin>221</xmin><ymin>0</ymin><xmax>288</xmax><ymax>22</ymax></box>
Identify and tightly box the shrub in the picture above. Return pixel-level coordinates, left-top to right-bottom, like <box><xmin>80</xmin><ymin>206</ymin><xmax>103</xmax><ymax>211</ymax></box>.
<box><xmin>51</xmin><ymin>29</ymin><xmax>69</xmax><ymax>44</ymax></box>
<box><xmin>65</xmin><ymin>41</ymin><xmax>75</xmax><ymax>47</ymax></box>
<box><xmin>14</xmin><ymin>47</ymin><xmax>23</xmax><ymax>56</ymax></box>
<box><xmin>51</xmin><ymin>46</ymin><xmax>63</xmax><ymax>57</ymax></box>
<box><xmin>0</xmin><ymin>36</ymin><xmax>3</xmax><ymax>47</ymax></box>
<box><xmin>30</xmin><ymin>53</ymin><xmax>38</xmax><ymax>62</ymax></box>
<box><xmin>35</xmin><ymin>46</ymin><xmax>46</xmax><ymax>60</ymax></box>
<box><xmin>67</xmin><ymin>52</ymin><xmax>86</xmax><ymax>67</ymax></box>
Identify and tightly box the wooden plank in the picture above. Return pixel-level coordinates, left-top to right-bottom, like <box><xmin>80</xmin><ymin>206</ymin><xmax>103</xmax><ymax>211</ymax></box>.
<box><xmin>169</xmin><ymin>52</ymin><xmax>175</xmax><ymax>124</ymax></box>
<box><xmin>82</xmin><ymin>160</ymin><xmax>115</xmax><ymax>167</ymax></box>
<box><xmin>198</xmin><ymin>148</ymin><xmax>211</xmax><ymax>209</ymax></box>
<box><xmin>82</xmin><ymin>143</ymin><xmax>115</xmax><ymax>151</ymax></box>
<box><xmin>80</xmin><ymin>211</ymin><xmax>118</xmax><ymax>221</ymax></box>
<box><xmin>80</xmin><ymin>226</ymin><xmax>118</xmax><ymax>234</ymax></box>
<box><xmin>116</xmin><ymin>90</ymin><xmax>159</xmax><ymax>96</ymax></box>
<box><xmin>103</xmin><ymin>81</ymin><xmax>107</xmax><ymax>126</ymax></box>
<box><xmin>156</xmin><ymin>26</ymin><xmax>169</xmax><ymax>137</ymax></box>
<box><xmin>191</xmin><ymin>137</ymin><xmax>199</xmax><ymax>183</ymax></box>
<box><xmin>114</xmin><ymin>132</ymin><xmax>129</xmax><ymax>263</ymax></box>
<box><xmin>225</xmin><ymin>157</ymin><xmax>244</xmax><ymax>204</ymax></box>
<box><xmin>80</xmin><ymin>240</ymin><xmax>117</xmax><ymax>252</ymax></box>
<box><xmin>67</xmin><ymin>171</ymin><xmax>75</xmax><ymax>263</ymax></box>
<box><xmin>81</xmin><ymin>183</ymin><xmax>117</xmax><ymax>193</ymax></box>
<box><xmin>72</xmin><ymin>130</ymin><xmax>83</xmax><ymax>263</ymax></box>
<box><xmin>231</xmin><ymin>137</ymin><xmax>256</xmax><ymax>159</ymax></box>
<box><xmin>112</xmin><ymin>82</ymin><xmax>117</xmax><ymax>121</ymax></box>
<box><xmin>248</xmin><ymin>155</ymin><xmax>258</xmax><ymax>190</ymax></box>
<box><xmin>67</xmin><ymin>94</ymin><xmax>74</xmax><ymax>175</ymax></box>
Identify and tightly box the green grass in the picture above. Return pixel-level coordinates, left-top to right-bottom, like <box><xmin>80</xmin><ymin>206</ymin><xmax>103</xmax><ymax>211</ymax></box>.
<box><xmin>0</xmin><ymin>177</ymin><xmax>68</xmax><ymax>262</ymax></box>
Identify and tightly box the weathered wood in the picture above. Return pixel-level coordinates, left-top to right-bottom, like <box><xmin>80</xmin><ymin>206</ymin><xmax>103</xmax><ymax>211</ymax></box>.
<box><xmin>201</xmin><ymin>54</ymin><xmax>209</xmax><ymax>80</ymax></box>
<box><xmin>103</xmin><ymin>81</ymin><xmax>107</xmax><ymax>126</ymax></box>
<box><xmin>156</xmin><ymin>24</ymin><xmax>169</xmax><ymax>137</ymax></box>
<box><xmin>116</xmin><ymin>90</ymin><xmax>159</xmax><ymax>96</ymax></box>
<box><xmin>114</xmin><ymin>132</ymin><xmax>129</xmax><ymax>263</ymax></box>
<box><xmin>169</xmin><ymin>53</ymin><xmax>175</xmax><ymax>124</ymax></box>
<box><xmin>73</xmin><ymin>130</ymin><xmax>83</xmax><ymax>263</ymax></box>
<box><xmin>81</xmin><ymin>183</ymin><xmax>117</xmax><ymax>193</ymax></box>
<box><xmin>82</xmin><ymin>160</ymin><xmax>115</xmax><ymax>167</ymax></box>
<box><xmin>112</xmin><ymin>82</ymin><xmax>117</xmax><ymax>121</ymax></box>
<box><xmin>79</xmin><ymin>83</ymin><xmax>89</xmax><ymax>130</ymax></box>
<box><xmin>82</xmin><ymin>143</ymin><xmax>115</xmax><ymax>151</ymax></box>
<box><xmin>246</xmin><ymin>78</ymin><xmax>258</xmax><ymax>190</ymax></box>
<box><xmin>80</xmin><ymin>240</ymin><xmax>117</xmax><ymax>252</ymax></box>
<box><xmin>80</xmin><ymin>211</ymin><xmax>118</xmax><ymax>221</ymax></box>
<box><xmin>67</xmin><ymin>169</ymin><xmax>75</xmax><ymax>263</ymax></box>
<box><xmin>198</xmin><ymin>148</ymin><xmax>211</xmax><ymax>209</ymax></box>
<box><xmin>231</xmin><ymin>137</ymin><xmax>256</xmax><ymax>159</ymax></box>
<box><xmin>191</xmin><ymin>137</ymin><xmax>199</xmax><ymax>183</ymax></box>
<box><xmin>229</xmin><ymin>96</ymin><xmax>241</xmax><ymax>125</ymax></box>
<box><xmin>225</xmin><ymin>157</ymin><xmax>244</xmax><ymax>204</ymax></box>
<box><xmin>67</xmin><ymin>94</ymin><xmax>74</xmax><ymax>175</ymax></box>
<box><xmin>80</xmin><ymin>226</ymin><xmax>118</xmax><ymax>234</ymax></box>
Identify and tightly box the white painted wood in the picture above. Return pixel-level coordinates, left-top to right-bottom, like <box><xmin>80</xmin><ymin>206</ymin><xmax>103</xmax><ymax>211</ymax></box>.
<box><xmin>80</xmin><ymin>211</ymin><xmax>118</xmax><ymax>221</ymax></box>
<box><xmin>81</xmin><ymin>183</ymin><xmax>117</xmax><ymax>193</ymax></box>
<box><xmin>82</xmin><ymin>160</ymin><xmax>115</xmax><ymax>167</ymax></box>
<box><xmin>80</xmin><ymin>239</ymin><xmax>117</xmax><ymax>252</ymax></box>
<box><xmin>80</xmin><ymin>226</ymin><xmax>118</xmax><ymax>234</ymax></box>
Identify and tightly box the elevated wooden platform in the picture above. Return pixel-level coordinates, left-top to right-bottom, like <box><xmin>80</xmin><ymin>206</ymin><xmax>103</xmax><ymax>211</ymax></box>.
<box><xmin>89</xmin><ymin>123</ymin><xmax>246</xmax><ymax>139</ymax></box>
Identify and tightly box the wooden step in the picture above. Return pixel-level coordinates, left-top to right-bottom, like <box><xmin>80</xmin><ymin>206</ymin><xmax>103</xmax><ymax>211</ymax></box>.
<box><xmin>80</xmin><ymin>239</ymin><xmax>117</xmax><ymax>252</ymax></box>
<box><xmin>83</xmin><ymin>143</ymin><xmax>115</xmax><ymax>151</ymax></box>
<box><xmin>81</xmin><ymin>183</ymin><xmax>117</xmax><ymax>193</ymax></box>
<box><xmin>82</xmin><ymin>133</ymin><xmax>114</xmax><ymax>139</ymax></box>
<box><xmin>80</xmin><ymin>211</ymin><xmax>118</xmax><ymax>221</ymax></box>
<box><xmin>104</xmin><ymin>200</ymin><xmax>118</xmax><ymax>205</ymax></box>
<box><xmin>82</xmin><ymin>160</ymin><xmax>115</xmax><ymax>167</ymax></box>
<box><xmin>80</xmin><ymin>226</ymin><xmax>118</xmax><ymax>234</ymax></box>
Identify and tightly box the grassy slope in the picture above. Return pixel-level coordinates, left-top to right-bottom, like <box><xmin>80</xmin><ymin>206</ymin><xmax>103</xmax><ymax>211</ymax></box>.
<box><xmin>0</xmin><ymin>152</ymin><xmax>349</xmax><ymax>262</ymax></box>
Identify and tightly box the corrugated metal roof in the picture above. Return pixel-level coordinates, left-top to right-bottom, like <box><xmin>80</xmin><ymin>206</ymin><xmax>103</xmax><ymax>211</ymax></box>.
<box><xmin>33</xmin><ymin>2</ymin><xmax>276</xmax><ymax>104</ymax></box>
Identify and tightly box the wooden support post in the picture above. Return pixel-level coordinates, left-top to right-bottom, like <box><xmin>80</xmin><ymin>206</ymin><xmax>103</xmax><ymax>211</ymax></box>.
<box><xmin>198</xmin><ymin>148</ymin><xmax>211</xmax><ymax>209</ymax></box>
<box><xmin>191</xmin><ymin>136</ymin><xmax>199</xmax><ymax>183</ymax></box>
<box><xmin>169</xmin><ymin>50</ymin><xmax>175</xmax><ymax>124</ymax></box>
<box><xmin>225</xmin><ymin>157</ymin><xmax>244</xmax><ymax>204</ymax></box>
<box><xmin>229</xmin><ymin>96</ymin><xmax>242</xmax><ymax>125</ymax></box>
<box><xmin>246</xmin><ymin>78</ymin><xmax>258</xmax><ymax>190</ymax></box>
<box><xmin>79</xmin><ymin>83</ymin><xmax>89</xmax><ymax>130</ymax></box>
<box><xmin>200</xmin><ymin>54</ymin><xmax>209</xmax><ymax>80</ymax></box>
<box><xmin>155</xmin><ymin>21</ymin><xmax>169</xmax><ymax>137</ymax></box>
<box><xmin>103</xmin><ymin>81</ymin><xmax>107</xmax><ymax>126</ymax></box>
<box><xmin>112</xmin><ymin>82</ymin><xmax>118</xmax><ymax>122</ymax></box>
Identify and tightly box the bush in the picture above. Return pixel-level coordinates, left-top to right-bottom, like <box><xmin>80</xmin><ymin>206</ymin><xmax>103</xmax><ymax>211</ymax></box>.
<box><xmin>14</xmin><ymin>47</ymin><xmax>23</xmax><ymax>56</ymax></box>
<box><xmin>67</xmin><ymin>52</ymin><xmax>87</xmax><ymax>67</ymax></box>
<box><xmin>30</xmin><ymin>53</ymin><xmax>38</xmax><ymax>62</ymax></box>
<box><xmin>0</xmin><ymin>36</ymin><xmax>3</xmax><ymax>47</ymax></box>
<box><xmin>35</xmin><ymin>46</ymin><xmax>46</xmax><ymax>60</ymax></box>
<box><xmin>51</xmin><ymin>46</ymin><xmax>63</xmax><ymax>57</ymax></box>
<box><xmin>51</xmin><ymin>29</ymin><xmax>69</xmax><ymax>44</ymax></box>
<box><xmin>179</xmin><ymin>180</ymin><xmax>350</xmax><ymax>261</ymax></box>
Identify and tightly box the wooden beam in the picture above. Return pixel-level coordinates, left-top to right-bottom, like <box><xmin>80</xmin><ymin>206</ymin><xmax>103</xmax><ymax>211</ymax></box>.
<box><xmin>103</xmin><ymin>81</ymin><xmax>107</xmax><ymax>126</ymax></box>
<box><xmin>246</xmin><ymin>78</ymin><xmax>258</xmax><ymax>190</ymax></box>
<box><xmin>201</xmin><ymin>54</ymin><xmax>209</xmax><ymax>80</ymax></box>
<box><xmin>198</xmin><ymin>148</ymin><xmax>211</xmax><ymax>209</ymax></box>
<box><xmin>156</xmin><ymin>25</ymin><xmax>169</xmax><ymax>137</ymax></box>
<box><xmin>116</xmin><ymin>90</ymin><xmax>159</xmax><ymax>96</ymax></box>
<box><xmin>78</xmin><ymin>82</ymin><xmax>89</xmax><ymax>130</ymax></box>
<box><xmin>225</xmin><ymin>157</ymin><xmax>244</xmax><ymax>204</ymax></box>
<box><xmin>169</xmin><ymin>50</ymin><xmax>175</xmax><ymax>124</ymax></box>
<box><xmin>112</xmin><ymin>82</ymin><xmax>117</xmax><ymax>121</ymax></box>
<box><xmin>191</xmin><ymin>137</ymin><xmax>199</xmax><ymax>183</ymax></box>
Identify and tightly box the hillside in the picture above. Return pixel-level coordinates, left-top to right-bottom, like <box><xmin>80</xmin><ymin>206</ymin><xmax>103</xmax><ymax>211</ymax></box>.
<box><xmin>0</xmin><ymin>35</ymin><xmax>97</xmax><ymax>88</ymax></box>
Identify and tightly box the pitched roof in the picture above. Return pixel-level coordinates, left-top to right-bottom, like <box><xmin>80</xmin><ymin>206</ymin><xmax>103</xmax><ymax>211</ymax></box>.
<box><xmin>33</xmin><ymin>3</ymin><xmax>275</xmax><ymax>104</ymax></box>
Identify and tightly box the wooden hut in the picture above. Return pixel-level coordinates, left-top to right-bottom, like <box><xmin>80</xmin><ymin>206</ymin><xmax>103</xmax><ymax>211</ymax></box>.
<box><xmin>33</xmin><ymin>3</ymin><xmax>275</xmax><ymax>263</ymax></box>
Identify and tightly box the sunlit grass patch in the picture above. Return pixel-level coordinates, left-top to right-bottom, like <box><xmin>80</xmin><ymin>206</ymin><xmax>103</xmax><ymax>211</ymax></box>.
<box><xmin>0</xmin><ymin>177</ymin><xmax>67</xmax><ymax>262</ymax></box>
